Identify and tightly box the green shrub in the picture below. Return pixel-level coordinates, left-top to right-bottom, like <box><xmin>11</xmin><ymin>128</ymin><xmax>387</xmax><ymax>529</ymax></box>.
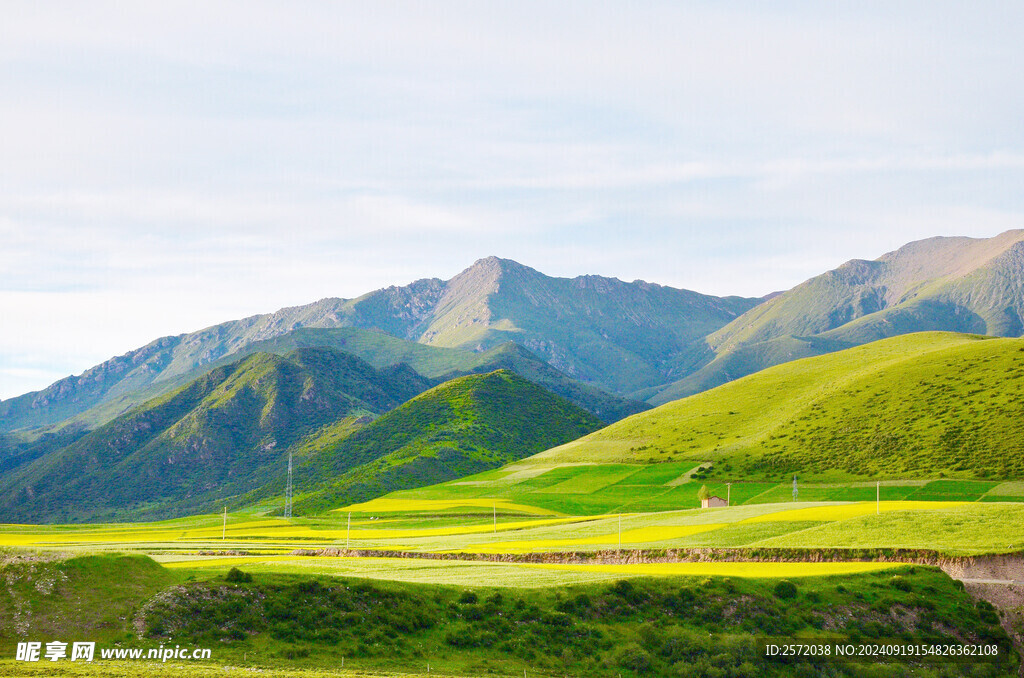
<box><xmin>614</xmin><ymin>643</ymin><xmax>652</xmax><ymax>673</ymax></box>
<box><xmin>772</xmin><ymin>580</ymin><xmax>797</xmax><ymax>599</ymax></box>
<box><xmin>225</xmin><ymin>567</ymin><xmax>252</xmax><ymax>583</ymax></box>
<box><xmin>889</xmin><ymin>575</ymin><xmax>911</xmax><ymax>591</ymax></box>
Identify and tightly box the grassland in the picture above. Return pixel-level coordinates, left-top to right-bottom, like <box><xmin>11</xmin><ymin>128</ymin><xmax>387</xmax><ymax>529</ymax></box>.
<box><xmin>372</xmin><ymin>457</ymin><xmax>1024</xmax><ymax>520</ymax></box>
<box><xmin>4</xmin><ymin>498</ymin><xmax>1023</xmax><ymax>557</ymax></box>
<box><xmin>1</xmin><ymin>553</ymin><xmax>1015</xmax><ymax>678</ymax></box>
<box><xmin>512</xmin><ymin>333</ymin><xmax>1024</xmax><ymax>482</ymax></box>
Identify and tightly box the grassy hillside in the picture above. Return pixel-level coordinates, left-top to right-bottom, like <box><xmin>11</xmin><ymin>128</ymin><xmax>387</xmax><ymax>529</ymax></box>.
<box><xmin>241</xmin><ymin>331</ymin><xmax>648</xmax><ymax>423</ymax></box>
<box><xmin>285</xmin><ymin>370</ymin><xmax>605</xmax><ymax>513</ymax></box>
<box><xmin>443</xmin><ymin>341</ymin><xmax>649</xmax><ymax>422</ymax></box>
<box><xmin>0</xmin><ymin>553</ymin><xmax>178</xmax><ymax>644</ymax></box>
<box><xmin>533</xmin><ymin>333</ymin><xmax>1024</xmax><ymax>480</ymax></box>
<box><xmin>0</xmin><ymin>348</ymin><xmax>429</xmax><ymax>523</ymax></box>
<box><xmin>651</xmin><ymin>230</ymin><xmax>1024</xmax><ymax>403</ymax></box>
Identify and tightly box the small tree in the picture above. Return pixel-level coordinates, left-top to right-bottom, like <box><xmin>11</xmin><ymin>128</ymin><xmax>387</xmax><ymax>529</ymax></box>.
<box><xmin>697</xmin><ymin>484</ymin><xmax>710</xmax><ymax>501</ymax></box>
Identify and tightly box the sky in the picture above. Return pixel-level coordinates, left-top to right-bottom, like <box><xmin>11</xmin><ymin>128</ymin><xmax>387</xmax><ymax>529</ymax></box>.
<box><xmin>2</xmin><ymin>2</ymin><xmax>1023</xmax><ymax>399</ymax></box>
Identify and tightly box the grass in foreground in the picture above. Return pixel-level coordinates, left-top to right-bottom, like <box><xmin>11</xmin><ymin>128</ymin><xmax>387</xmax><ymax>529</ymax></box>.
<box><xmin>1</xmin><ymin>553</ymin><xmax>1017</xmax><ymax>677</ymax></box>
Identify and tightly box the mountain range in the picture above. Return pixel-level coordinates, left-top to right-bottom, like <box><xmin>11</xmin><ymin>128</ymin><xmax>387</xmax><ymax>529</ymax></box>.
<box><xmin>645</xmin><ymin>229</ymin><xmax>1024</xmax><ymax>403</ymax></box>
<box><xmin>8</xmin><ymin>230</ymin><xmax>1024</xmax><ymax>436</ymax></box>
<box><xmin>0</xmin><ymin>257</ymin><xmax>756</xmax><ymax>432</ymax></box>
<box><xmin>2</xmin><ymin>229</ymin><xmax>1024</xmax><ymax>521</ymax></box>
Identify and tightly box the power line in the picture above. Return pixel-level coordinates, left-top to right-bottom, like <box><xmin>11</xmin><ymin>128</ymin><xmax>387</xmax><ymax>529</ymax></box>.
<box><xmin>284</xmin><ymin>449</ymin><xmax>293</xmax><ymax>519</ymax></box>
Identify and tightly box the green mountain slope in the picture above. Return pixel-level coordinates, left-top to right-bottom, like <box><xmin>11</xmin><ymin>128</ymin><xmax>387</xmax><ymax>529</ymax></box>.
<box><xmin>439</xmin><ymin>342</ymin><xmax>649</xmax><ymax>423</ymax></box>
<box><xmin>525</xmin><ymin>332</ymin><xmax>1024</xmax><ymax>480</ymax></box>
<box><xmin>235</xmin><ymin>331</ymin><xmax>648</xmax><ymax>423</ymax></box>
<box><xmin>0</xmin><ymin>347</ymin><xmax>430</xmax><ymax>522</ymax></box>
<box><xmin>30</xmin><ymin>329</ymin><xmax>644</xmax><ymax>437</ymax></box>
<box><xmin>0</xmin><ymin>259</ymin><xmax>754</xmax><ymax>432</ymax></box>
<box><xmin>650</xmin><ymin>230</ymin><xmax>1024</xmax><ymax>403</ymax></box>
<box><xmin>283</xmin><ymin>370</ymin><xmax>605</xmax><ymax>513</ymax></box>
<box><xmin>383</xmin><ymin>333</ymin><xmax>1024</xmax><ymax>517</ymax></box>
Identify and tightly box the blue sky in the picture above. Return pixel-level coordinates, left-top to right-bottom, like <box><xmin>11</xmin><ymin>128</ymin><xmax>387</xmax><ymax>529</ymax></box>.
<box><xmin>2</xmin><ymin>2</ymin><xmax>1023</xmax><ymax>399</ymax></box>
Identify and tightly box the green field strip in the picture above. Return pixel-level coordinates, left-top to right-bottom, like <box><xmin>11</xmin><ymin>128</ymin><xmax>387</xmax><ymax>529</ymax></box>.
<box><xmin>904</xmin><ymin>479</ymin><xmax>1001</xmax><ymax>501</ymax></box>
<box><xmin>608</xmin><ymin>487</ymin><xmax>680</xmax><ymax>513</ymax></box>
<box><xmin>607</xmin><ymin>487</ymin><xmax>707</xmax><ymax>513</ymax></box>
<box><xmin>445</xmin><ymin>467</ymin><xmax>514</xmax><ymax>484</ymax></box>
<box><xmin>676</xmin><ymin>521</ymin><xmax>825</xmax><ymax>548</ymax></box>
<box><xmin>536</xmin><ymin>464</ymin><xmax>644</xmax><ymax>494</ymax></box>
<box><xmin>985</xmin><ymin>481</ymin><xmax>1024</xmax><ymax>497</ymax></box>
<box><xmin>709</xmin><ymin>481</ymin><xmax>777</xmax><ymax>505</ymax></box>
<box><xmin>502</xmin><ymin>493</ymin><xmax>637</xmax><ymax>515</ymax></box>
<box><xmin>161</xmin><ymin>553</ymin><xmax>903</xmax><ymax>586</ymax></box>
<box><xmin>510</xmin><ymin>465</ymin><xmax>588</xmax><ymax>490</ymax></box>
<box><xmin>166</xmin><ymin>555</ymin><xmax>633</xmax><ymax>587</ymax></box>
<box><xmin>841</xmin><ymin>480</ymin><xmax>930</xmax><ymax>488</ymax></box>
<box><xmin>746</xmin><ymin>484</ymin><xmax>921</xmax><ymax>504</ymax></box>
<box><xmin>577</xmin><ymin>483</ymin><xmax>672</xmax><ymax>504</ymax></box>
<box><xmin>979</xmin><ymin>495</ymin><xmax>1024</xmax><ymax>503</ymax></box>
<box><xmin>908</xmin><ymin>493</ymin><xmax>984</xmax><ymax>502</ymax></box>
<box><xmin>604</xmin><ymin>461</ymin><xmax>697</xmax><ymax>486</ymax></box>
<box><xmin>385</xmin><ymin>483</ymin><xmax>496</xmax><ymax>500</ymax></box>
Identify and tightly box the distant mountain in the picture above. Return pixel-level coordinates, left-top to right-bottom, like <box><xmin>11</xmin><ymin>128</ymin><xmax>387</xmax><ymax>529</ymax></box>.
<box><xmin>0</xmin><ymin>347</ymin><xmax>430</xmax><ymax>522</ymax></box>
<box><xmin>520</xmin><ymin>332</ymin><xmax>1024</xmax><ymax>481</ymax></box>
<box><xmin>0</xmin><ymin>258</ymin><xmax>755</xmax><ymax>432</ymax></box>
<box><xmin>648</xmin><ymin>230</ymin><xmax>1024</xmax><ymax>403</ymax></box>
<box><xmin>412</xmin><ymin>257</ymin><xmax>759</xmax><ymax>394</ymax></box>
<box><xmin>0</xmin><ymin>327</ymin><xmax>644</xmax><ymax>437</ymax></box>
<box><xmin>277</xmin><ymin>370</ymin><xmax>605</xmax><ymax>513</ymax></box>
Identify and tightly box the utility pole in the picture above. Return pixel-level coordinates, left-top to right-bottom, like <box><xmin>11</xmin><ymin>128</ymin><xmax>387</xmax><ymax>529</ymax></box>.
<box><xmin>346</xmin><ymin>511</ymin><xmax>351</xmax><ymax>549</ymax></box>
<box><xmin>284</xmin><ymin>449</ymin><xmax>293</xmax><ymax>519</ymax></box>
<box><xmin>493</xmin><ymin>502</ymin><xmax>497</xmax><ymax>533</ymax></box>
<box><xmin>726</xmin><ymin>483</ymin><xmax>732</xmax><ymax>507</ymax></box>
<box><xmin>222</xmin><ymin>506</ymin><xmax>227</xmax><ymax>540</ymax></box>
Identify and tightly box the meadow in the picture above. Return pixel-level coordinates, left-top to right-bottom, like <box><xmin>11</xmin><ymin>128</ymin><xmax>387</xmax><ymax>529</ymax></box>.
<box><xmin>4</xmin><ymin>496</ymin><xmax>1023</xmax><ymax>561</ymax></box>
<box><xmin>378</xmin><ymin>457</ymin><xmax>1024</xmax><ymax>518</ymax></box>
